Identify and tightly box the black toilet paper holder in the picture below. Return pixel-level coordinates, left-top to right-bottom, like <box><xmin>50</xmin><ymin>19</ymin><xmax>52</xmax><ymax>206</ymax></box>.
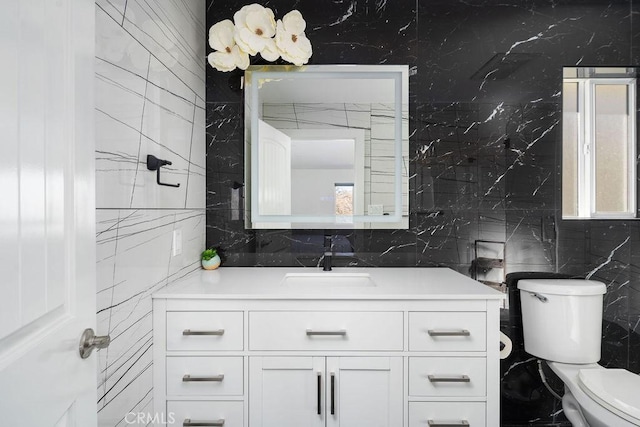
<box><xmin>146</xmin><ymin>155</ymin><xmax>180</xmax><ymax>188</ymax></box>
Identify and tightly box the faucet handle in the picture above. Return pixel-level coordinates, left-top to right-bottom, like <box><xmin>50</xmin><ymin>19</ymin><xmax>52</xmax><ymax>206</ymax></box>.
<box><xmin>322</xmin><ymin>235</ymin><xmax>333</xmax><ymax>271</ymax></box>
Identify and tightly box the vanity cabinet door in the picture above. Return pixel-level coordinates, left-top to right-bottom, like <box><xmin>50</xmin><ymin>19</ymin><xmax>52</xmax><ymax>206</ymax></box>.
<box><xmin>249</xmin><ymin>357</ymin><xmax>325</xmax><ymax>427</ymax></box>
<box><xmin>326</xmin><ymin>357</ymin><xmax>403</xmax><ymax>427</ymax></box>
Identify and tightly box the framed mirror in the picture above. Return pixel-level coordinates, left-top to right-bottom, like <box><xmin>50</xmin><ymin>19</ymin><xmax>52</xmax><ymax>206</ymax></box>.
<box><xmin>562</xmin><ymin>67</ymin><xmax>637</xmax><ymax>219</ymax></box>
<box><xmin>244</xmin><ymin>65</ymin><xmax>409</xmax><ymax>229</ymax></box>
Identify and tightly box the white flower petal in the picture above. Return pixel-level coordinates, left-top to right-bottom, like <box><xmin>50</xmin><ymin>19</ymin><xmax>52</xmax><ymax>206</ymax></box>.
<box><xmin>208</xmin><ymin>20</ymin><xmax>236</xmax><ymax>52</ymax></box>
<box><xmin>282</xmin><ymin>10</ymin><xmax>306</xmax><ymax>34</ymax></box>
<box><xmin>260</xmin><ymin>39</ymin><xmax>280</xmax><ymax>62</ymax></box>
<box><xmin>233</xmin><ymin>3</ymin><xmax>276</xmax><ymax>56</ymax></box>
<box><xmin>234</xmin><ymin>27</ymin><xmax>263</xmax><ymax>55</ymax></box>
<box><xmin>291</xmin><ymin>33</ymin><xmax>312</xmax><ymax>56</ymax></box>
<box><xmin>280</xmin><ymin>48</ymin><xmax>311</xmax><ymax>66</ymax></box>
<box><xmin>246</xmin><ymin>10</ymin><xmax>276</xmax><ymax>38</ymax></box>
<box><xmin>207</xmin><ymin>51</ymin><xmax>237</xmax><ymax>72</ymax></box>
<box><xmin>275</xmin><ymin>20</ymin><xmax>287</xmax><ymax>43</ymax></box>
<box><xmin>275</xmin><ymin>20</ymin><xmax>312</xmax><ymax>66</ymax></box>
<box><xmin>234</xmin><ymin>3</ymin><xmax>265</xmax><ymax>22</ymax></box>
<box><xmin>234</xmin><ymin>4</ymin><xmax>275</xmax><ymax>31</ymax></box>
<box><xmin>232</xmin><ymin>46</ymin><xmax>250</xmax><ymax>70</ymax></box>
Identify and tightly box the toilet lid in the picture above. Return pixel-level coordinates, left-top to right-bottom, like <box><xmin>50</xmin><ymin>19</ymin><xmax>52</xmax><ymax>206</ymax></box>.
<box><xmin>578</xmin><ymin>369</ymin><xmax>640</xmax><ymax>424</ymax></box>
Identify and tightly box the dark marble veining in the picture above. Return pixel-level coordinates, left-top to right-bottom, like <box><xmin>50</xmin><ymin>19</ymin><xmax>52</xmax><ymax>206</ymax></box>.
<box><xmin>206</xmin><ymin>0</ymin><xmax>640</xmax><ymax>424</ymax></box>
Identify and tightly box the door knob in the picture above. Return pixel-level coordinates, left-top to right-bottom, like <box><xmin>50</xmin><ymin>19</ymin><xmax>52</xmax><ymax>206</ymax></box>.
<box><xmin>79</xmin><ymin>328</ymin><xmax>111</xmax><ymax>359</ymax></box>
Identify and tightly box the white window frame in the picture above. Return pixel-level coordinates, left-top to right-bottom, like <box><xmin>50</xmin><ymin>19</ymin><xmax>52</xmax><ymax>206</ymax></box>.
<box><xmin>563</xmin><ymin>77</ymin><xmax>637</xmax><ymax>219</ymax></box>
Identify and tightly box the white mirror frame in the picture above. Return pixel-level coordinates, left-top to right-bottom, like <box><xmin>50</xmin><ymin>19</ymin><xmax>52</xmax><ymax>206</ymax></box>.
<box><xmin>244</xmin><ymin>65</ymin><xmax>409</xmax><ymax>228</ymax></box>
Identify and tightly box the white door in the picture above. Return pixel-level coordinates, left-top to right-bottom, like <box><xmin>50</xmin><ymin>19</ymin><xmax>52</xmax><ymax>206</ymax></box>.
<box><xmin>0</xmin><ymin>0</ymin><xmax>98</xmax><ymax>426</ymax></box>
<box><xmin>255</xmin><ymin>120</ymin><xmax>291</xmax><ymax>228</ymax></box>
<box><xmin>326</xmin><ymin>357</ymin><xmax>403</xmax><ymax>427</ymax></box>
<box><xmin>249</xmin><ymin>357</ymin><xmax>325</xmax><ymax>427</ymax></box>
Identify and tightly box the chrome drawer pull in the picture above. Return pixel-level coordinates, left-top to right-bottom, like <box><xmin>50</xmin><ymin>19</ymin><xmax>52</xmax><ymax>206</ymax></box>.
<box><xmin>182</xmin><ymin>374</ymin><xmax>225</xmax><ymax>382</ymax></box>
<box><xmin>428</xmin><ymin>374</ymin><xmax>470</xmax><ymax>383</ymax></box>
<box><xmin>427</xmin><ymin>420</ymin><xmax>469</xmax><ymax>426</ymax></box>
<box><xmin>427</xmin><ymin>329</ymin><xmax>470</xmax><ymax>337</ymax></box>
<box><xmin>183</xmin><ymin>329</ymin><xmax>225</xmax><ymax>336</ymax></box>
<box><xmin>306</xmin><ymin>329</ymin><xmax>347</xmax><ymax>336</ymax></box>
<box><xmin>183</xmin><ymin>419</ymin><xmax>225</xmax><ymax>426</ymax></box>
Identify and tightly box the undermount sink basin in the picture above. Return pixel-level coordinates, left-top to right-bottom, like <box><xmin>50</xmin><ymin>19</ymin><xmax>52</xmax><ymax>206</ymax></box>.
<box><xmin>282</xmin><ymin>272</ymin><xmax>376</xmax><ymax>287</ymax></box>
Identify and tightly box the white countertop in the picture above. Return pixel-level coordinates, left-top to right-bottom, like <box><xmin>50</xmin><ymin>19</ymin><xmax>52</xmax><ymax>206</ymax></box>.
<box><xmin>153</xmin><ymin>267</ymin><xmax>505</xmax><ymax>300</ymax></box>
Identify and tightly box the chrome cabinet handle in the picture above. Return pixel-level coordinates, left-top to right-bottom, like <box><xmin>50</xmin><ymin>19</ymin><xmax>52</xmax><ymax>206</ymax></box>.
<box><xmin>183</xmin><ymin>419</ymin><xmax>225</xmax><ymax>426</ymax></box>
<box><xmin>79</xmin><ymin>328</ymin><xmax>111</xmax><ymax>359</ymax></box>
<box><xmin>427</xmin><ymin>420</ymin><xmax>469</xmax><ymax>426</ymax></box>
<box><xmin>428</xmin><ymin>374</ymin><xmax>470</xmax><ymax>383</ymax></box>
<box><xmin>182</xmin><ymin>374</ymin><xmax>224</xmax><ymax>382</ymax></box>
<box><xmin>317</xmin><ymin>372</ymin><xmax>322</xmax><ymax>415</ymax></box>
<box><xmin>427</xmin><ymin>329</ymin><xmax>470</xmax><ymax>337</ymax></box>
<box><xmin>183</xmin><ymin>329</ymin><xmax>225</xmax><ymax>336</ymax></box>
<box><xmin>306</xmin><ymin>329</ymin><xmax>347</xmax><ymax>336</ymax></box>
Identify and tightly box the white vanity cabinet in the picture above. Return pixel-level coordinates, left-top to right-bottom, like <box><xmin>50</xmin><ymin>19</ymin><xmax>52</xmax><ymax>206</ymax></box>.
<box><xmin>152</xmin><ymin>268</ymin><xmax>503</xmax><ymax>427</ymax></box>
<box><xmin>249</xmin><ymin>356</ymin><xmax>325</xmax><ymax>427</ymax></box>
<box><xmin>249</xmin><ymin>356</ymin><xmax>403</xmax><ymax>427</ymax></box>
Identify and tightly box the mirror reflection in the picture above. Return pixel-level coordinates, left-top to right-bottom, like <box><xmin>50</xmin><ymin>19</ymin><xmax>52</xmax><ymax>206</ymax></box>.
<box><xmin>244</xmin><ymin>65</ymin><xmax>409</xmax><ymax>229</ymax></box>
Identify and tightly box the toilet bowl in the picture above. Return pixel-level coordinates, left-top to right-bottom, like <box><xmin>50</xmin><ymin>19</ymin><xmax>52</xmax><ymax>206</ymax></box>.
<box><xmin>548</xmin><ymin>362</ymin><xmax>640</xmax><ymax>427</ymax></box>
<box><xmin>517</xmin><ymin>279</ymin><xmax>640</xmax><ymax>427</ymax></box>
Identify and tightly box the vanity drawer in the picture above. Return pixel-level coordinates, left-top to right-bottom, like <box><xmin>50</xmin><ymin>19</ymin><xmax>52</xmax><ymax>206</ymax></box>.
<box><xmin>409</xmin><ymin>357</ymin><xmax>486</xmax><ymax>397</ymax></box>
<box><xmin>167</xmin><ymin>356</ymin><xmax>243</xmax><ymax>396</ymax></box>
<box><xmin>166</xmin><ymin>311</ymin><xmax>243</xmax><ymax>351</ymax></box>
<box><xmin>168</xmin><ymin>401</ymin><xmax>244</xmax><ymax>427</ymax></box>
<box><xmin>409</xmin><ymin>402</ymin><xmax>485</xmax><ymax>427</ymax></box>
<box><xmin>249</xmin><ymin>311</ymin><xmax>403</xmax><ymax>351</ymax></box>
<box><xmin>409</xmin><ymin>311</ymin><xmax>486</xmax><ymax>352</ymax></box>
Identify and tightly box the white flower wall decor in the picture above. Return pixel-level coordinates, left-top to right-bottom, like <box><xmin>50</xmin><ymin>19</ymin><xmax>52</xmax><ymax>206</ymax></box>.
<box><xmin>208</xmin><ymin>4</ymin><xmax>312</xmax><ymax>72</ymax></box>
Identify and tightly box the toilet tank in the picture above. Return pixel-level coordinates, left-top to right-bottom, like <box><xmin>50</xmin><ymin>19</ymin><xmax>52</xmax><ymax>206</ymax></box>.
<box><xmin>518</xmin><ymin>279</ymin><xmax>606</xmax><ymax>364</ymax></box>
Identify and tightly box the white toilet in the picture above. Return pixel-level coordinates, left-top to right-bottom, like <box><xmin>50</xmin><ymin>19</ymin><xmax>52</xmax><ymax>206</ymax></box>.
<box><xmin>518</xmin><ymin>279</ymin><xmax>640</xmax><ymax>427</ymax></box>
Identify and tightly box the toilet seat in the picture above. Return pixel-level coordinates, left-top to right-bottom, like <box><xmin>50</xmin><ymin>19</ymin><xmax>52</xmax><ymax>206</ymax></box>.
<box><xmin>578</xmin><ymin>368</ymin><xmax>640</xmax><ymax>425</ymax></box>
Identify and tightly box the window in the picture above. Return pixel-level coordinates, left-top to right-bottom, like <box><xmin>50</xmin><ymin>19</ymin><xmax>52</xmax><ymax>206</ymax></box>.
<box><xmin>562</xmin><ymin>68</ymin><xmax>637</xmax><ymax>219</ymax></box>
<box><xmin>335</xmin><ymin>183</ymin><xmax>354</xmax><ymax>223</ymax></box>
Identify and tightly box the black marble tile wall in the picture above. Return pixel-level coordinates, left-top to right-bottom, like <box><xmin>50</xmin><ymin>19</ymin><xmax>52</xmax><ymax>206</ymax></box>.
<box><xmin>206</xmin><ymin>0</ymin><xmax>640</xmax><ymax>425</ymax></box>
